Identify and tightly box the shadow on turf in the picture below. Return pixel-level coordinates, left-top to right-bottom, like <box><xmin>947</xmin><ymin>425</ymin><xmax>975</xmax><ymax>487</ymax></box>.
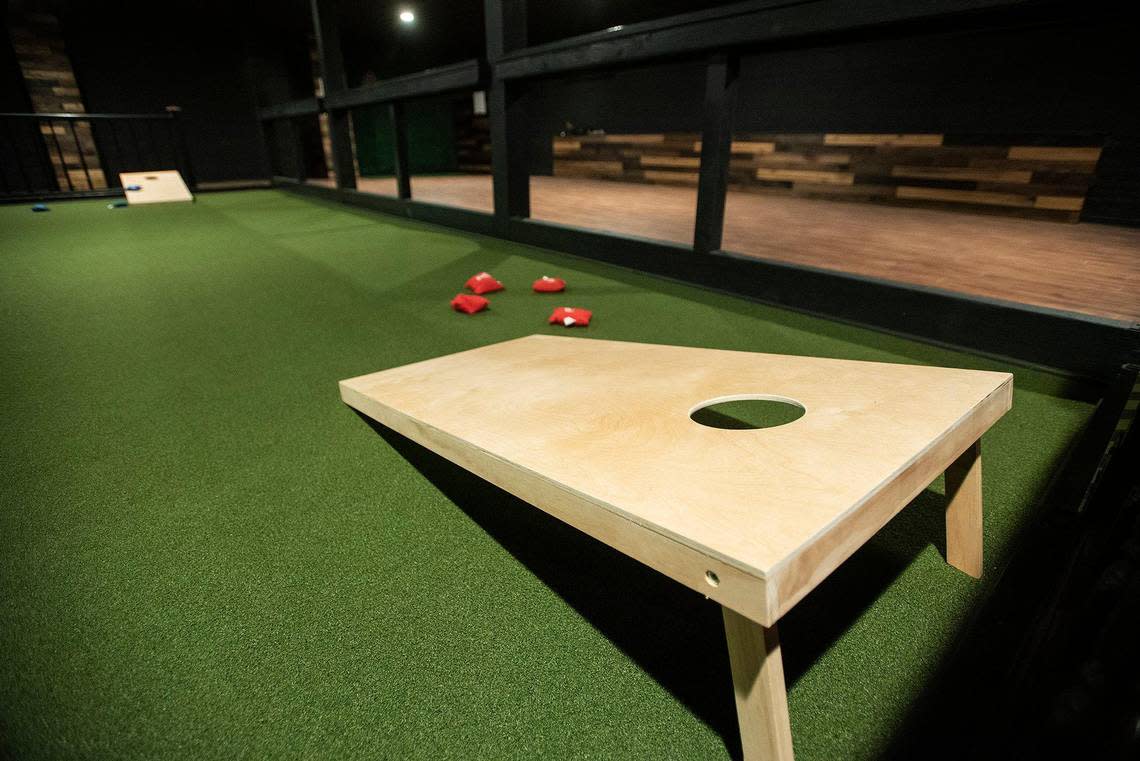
<box><xmin>355</xmin><ymin>411</ymin><xmax>951</xmax><ymax>759</ymax></box>
<box><xmin>875</xmin><ymin>384</ymin><xmax>1129</xmax><ymax>761</ymax></box>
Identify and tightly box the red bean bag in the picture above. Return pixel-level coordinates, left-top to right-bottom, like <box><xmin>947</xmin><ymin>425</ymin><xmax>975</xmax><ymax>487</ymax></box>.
<box><xmin>451</xmin><ymin>293</ymin><xmax>489</xmax><ymax>314</ymax></box>
<box><xmin>533</xmin><ymin>276</ymin><xmax>566</xmax><ymax>293</ymax></box>
<box><xmin>465</xmin><ymin>272</ymin><xmax>504</xmax><ymax>295</ymax></box>
<box><xmin>548</xmin><ymin>306</ymin><xmax>592</xmax><ymax>327</ymax></box>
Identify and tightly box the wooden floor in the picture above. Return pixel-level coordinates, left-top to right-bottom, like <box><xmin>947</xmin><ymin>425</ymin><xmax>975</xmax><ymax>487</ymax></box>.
<box><xmin>309</xmin><ymin>175</ymin><xmax>1140</xmax><ymax>323</ymax></box>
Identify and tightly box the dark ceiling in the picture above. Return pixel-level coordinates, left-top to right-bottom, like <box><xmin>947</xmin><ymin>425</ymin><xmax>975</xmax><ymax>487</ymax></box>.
<box><xmin>334</xmin><ymin>0</ymin><xmax>742</xmax><ymax>83</ymax></box>
<box><xmin>10</xmin><ymin>0</ymin><xmax>752</xmax><ymax>86</ymax></box>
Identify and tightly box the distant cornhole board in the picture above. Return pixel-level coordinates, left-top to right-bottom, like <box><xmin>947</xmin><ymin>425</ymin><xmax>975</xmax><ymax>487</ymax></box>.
<box><xmin>119</xmin><ymin>170</ymin><xmax>193</xmax><ymax>205</ymax></box>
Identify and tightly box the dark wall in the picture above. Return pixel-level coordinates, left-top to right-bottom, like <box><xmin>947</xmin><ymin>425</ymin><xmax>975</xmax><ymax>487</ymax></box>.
<box><xmin>339</xmin><ymin>0</ymin><xmax>485</xmax><ymax>86</ymax></box>
<box><xmin>1</xmin><ymin>29</ymin><xmax>56</xmax><ymax>192</ymax></box>
<box><xmin>1084</xmin><ymin>136</ymin><xmax>1140</xmax><ymax>226</ymax></box>
<box><xmin>60</xmin><ymin>1</ymin><xmax>288</xmax><ymax>183</ymax></box>
<box><xmin>527</xmin><ymin>0</ymin><xmax>739</xmax><ymax>49</ymax></box>
<box><xmin>525</xmin><ymin>19</ymin><xmax>1132</xmax><ymax>139</ymax></box>
<box><xmin>733</xmin><ymin>20</ymin><xmax>1134</xmax><ymax>134</ymax></box>
<box><xmin>520</xmin><ymin>15</ymin><xmax>1138</xmax><ymax>223</ymax></box>
<box><xmin>1</xmin><ymin>31</ymin><xmax>31</xmax><ymax>111</ymax></box>
<box><xmin>522</xmin><ymin>61</ymin><xmax>706</xmax><ymax>174</ymax></box>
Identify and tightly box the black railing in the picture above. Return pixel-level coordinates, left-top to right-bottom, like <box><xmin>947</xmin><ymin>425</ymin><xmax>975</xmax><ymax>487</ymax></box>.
<box><xmin>257</xmin><ymin>0</ymin><xmax>1136</xmax><ymax>379</ymax></box>
<box><xmin>0</xmin><ymin>107</ymin><xmax>196</xmax><ymax>202</ymax></box>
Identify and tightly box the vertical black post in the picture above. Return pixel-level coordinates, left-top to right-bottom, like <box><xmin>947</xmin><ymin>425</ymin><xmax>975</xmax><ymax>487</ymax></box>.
<box><xmin>285</xmin><ymin>118</ymin><xmax>307</xmax><ymax>183</ymax></box>
<box><xmin>108</xmin><ymin>120</ymin><xmax>125</xmax><ymax>184</ymax></box>
<box><xmin>252</xmin><ymin>116</ymin><xmax>271</xmax><ymax>182</ymax></box>
<box><xmin>326</xmin><ymin>110</ymin><xmax>356</xmax><ymax>189</ymax></box>
<box><xmin>128</xmin><ymin>120</ymin><xmax>143</xmax><ymax>168</ymax></box>
<box><xmin>166</xmin><ymin>106</ymin><xmax>197</xmax><ymax>191</ymax></box>
<box><xmin>310</xmin><ymin>0</ymin><xmax>356</xmax><ymax>190</ymax></box>
<box><xmin>3</xmin><ymin>119</ymin><xmax>33</xmax><ymax>193</ymax></box>
<box><xmin>145</xmin><ymin>121</ymin><xmax>158</xmax><ymax>172</ymax></box>
<box><xmin>694</xmin><ymin>54</ymin><xmax>739</xmax><ymax>254</ymax></box>
<box><xmin>484</xmin><ymin>0</ymin><xmax>529</xmax><ymax>233</ymax></box>
<box><xmin>389</xmin><ymin>102</ymin><xmax>411</xmax><ymax>200</ymax></box>
<box><xmin>67</xmin><ymin>119</ymin><xmax>93</xmax><ymax>190</ymax></box>
<box><xmin>28</xmin><ymin>117</ymin><xmax>59</xmax><ymax>192</ymax></box>
<box><xmin>47</xmin><ymin>119</ymin><xmax>73</xmax><ymax>192</ymax></box>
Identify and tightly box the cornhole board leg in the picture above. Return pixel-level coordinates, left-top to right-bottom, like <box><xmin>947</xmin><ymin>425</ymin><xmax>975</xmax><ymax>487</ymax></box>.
<box><xmin>722</xmin><ymin>607</ymin><xmax>795</xmax><ymax>761</ymax></box>
<box><xmin>945</xmin><ymin>439</ymin><xmax>983</xmax><ymax>578</ymax></box>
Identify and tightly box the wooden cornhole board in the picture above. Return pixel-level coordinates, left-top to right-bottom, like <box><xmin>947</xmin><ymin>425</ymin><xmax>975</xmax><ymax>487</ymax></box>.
<box><xmin>119</xmin><ymin>170</ymin><xmax>193</xmax><ymax>204</ymax></box>
<box><xmin>339</xmin><ymin>335</ymin><xmax>1012</xmax><ymax>759</ymax></box>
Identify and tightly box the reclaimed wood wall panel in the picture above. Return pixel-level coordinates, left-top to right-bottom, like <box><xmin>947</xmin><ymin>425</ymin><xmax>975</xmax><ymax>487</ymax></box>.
<box><xmin>10</xmin><ymin>12</ymin><xmax>105</xmax><ymax>191</ymax></box>
<box><xmin>552</xmin><ymin>132</ymin><xmax>1105</xmax><ymax>222</ymax></box>
<box><xmin>823</xmin><ymin>133</ymin><xmax>945</xmax><ymax>147</ymax></box>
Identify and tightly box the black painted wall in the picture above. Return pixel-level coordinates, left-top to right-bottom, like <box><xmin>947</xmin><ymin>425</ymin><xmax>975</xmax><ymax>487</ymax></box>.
<box><xmin>1</xmin><ymin>31</ymin><xmax>30</xmax><ymax>112</ymax></box>
<box><xmin>520</xmin><ymin>15</ymin><xmax>1138</xmax><ymax>224</ymax></box>
<box><xmin>733</xmin><ymin>21</ymin><xmax>1133</xmax><ymax>135</ymax></box>
<box><xmin>58</xmin><ymin>1</ymin><xmax>286</xmax><ymax>184</ymax></box>
<box><xmin>0</xmin><ymin>29</ymin><xmax>56</xmax><ymax>192</ymax></box>
<box><xmin>521</xmin><ymin>62</ymin><xmax>706</xmax><ymax>175</ymax></box>
<box><xmin>338</xmin><ymin>0</ymin><xmax>486</xmax><ymax>86</ymax></box>
<box><xmin>526</xmin><ymin>0</ymin><xmax>740</xmax><ymax>49</ymax></box>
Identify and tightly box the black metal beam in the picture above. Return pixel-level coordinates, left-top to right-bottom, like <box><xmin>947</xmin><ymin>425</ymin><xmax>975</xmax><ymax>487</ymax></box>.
<box><xmin>250</xmin><ymin>107</ymin><xmax>273</xmax><ymax>181</ymax></box>
<box><xmin>324</xmin><ymin>60</ymin><xmax>484</xmax><ymax>111</ymax></box>
<box><xmin>165</xmin><ymin>106</ymin><xmax>197</xmax><ymax>191</ymax></box>
<box><xmin>0</xmin><ymin>187</ymin><xmax>123</xmax><ymax>205</ymax></box>
<box><xmin>484</xmin><ymin>0</ymin><xmax>527</xmax><ymax>59</ymax></box>
<box><xmin>310</xmin><ymin>0</ymin><xmax>356</xmax><ymax>190</ymax></box>
<box><xmin>279</xmin><ymin>119</ymin><xmax>307</xmax><ymax>183</ymax></box>
<box><xmin>309</xmin><ymin>0</ymin><xmax>346</xmax><ymax>92</ymax></box>
<box><xmin>257</xmin><ymin>98</ymin><xmax>321</xmax><ymax>121</ymax></box>
<box><xmin>485</xmin><ymin>0</ymin><xmax>530</xmax><ymax>234</ymax></box>
<box><xmin>694</xmin><ymin>54</ymin><xmax>738</xmax><ymax>254</ymax></box>
<box><xmin>389</xmin><ymin>102</ymin><xmax>411</xmax><ymax>200</ymax></box>
<box><xmin>494</xmin><ymin>0</ymin><xmax>1033</xmax><ymax>80</ymax></box>
<box><xmin>0</xmin><ymin>112</ymin><xmax>173</xmax><ymax>120</ymax></box>
<box><xmin>326</xmin><ymin>110</ymin><xmax>356</xmax><ymax>188</ymax></box>
<box><xmin>487</xmin><ymin>81</ymin><xmax>530</xmax><ymax>233</ymax></box>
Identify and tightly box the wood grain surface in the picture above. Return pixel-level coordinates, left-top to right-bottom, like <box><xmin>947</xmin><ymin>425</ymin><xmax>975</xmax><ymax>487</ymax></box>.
<box><xmin>723</xmin><ymin>610</ymin><xmax>794</xmax><ymax>760</ymax></box>
<box><xmin>120</xmin><ymin>170</ymin><xmax>193</xmax><ymax>204</ymax></box>
<box><xmin>340</xmin><ymin>336</ymin><xmax>1011</xmax><ymax>625</ymax></box>
<box><xmin>551</xmin><ymin>132</ymin><xmax>1103</xmax><ymax>222</ymax></box>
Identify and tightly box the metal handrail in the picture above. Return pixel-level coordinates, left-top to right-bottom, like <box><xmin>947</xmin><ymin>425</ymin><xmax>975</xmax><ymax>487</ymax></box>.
<box><xmin>0</xmin><ymin>108</ymin><xmax>196</xmax><ymax>200</ymax></box>
<box><xmin>0</xmin><ymin>112</ymin><xmax>176</xmax><ymax>120</ymax></box>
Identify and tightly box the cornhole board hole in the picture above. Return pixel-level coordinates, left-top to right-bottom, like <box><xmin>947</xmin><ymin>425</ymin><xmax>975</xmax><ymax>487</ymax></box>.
<box><xmin>339</xmin><ymin>335</ymin><xmax>1013</xmax><ymax>760</ymax></box>
<box><xmin>119</xmin><ymin>170</ymin><xmax>193</xmax><ymax>204</ymax></box>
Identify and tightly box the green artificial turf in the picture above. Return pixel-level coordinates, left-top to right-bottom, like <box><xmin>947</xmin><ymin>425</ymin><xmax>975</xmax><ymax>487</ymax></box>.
<box><xmin>0</xmin><ymin>191</ymin><xmax>1093</xmax><ymax>759</ymax></box>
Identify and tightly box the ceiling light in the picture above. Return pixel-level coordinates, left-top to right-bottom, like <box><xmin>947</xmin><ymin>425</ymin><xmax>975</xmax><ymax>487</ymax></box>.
<box><xmin>398</xmin><ymin>9</ymin><xmax>415</xmax><ymax>23</ymax></box>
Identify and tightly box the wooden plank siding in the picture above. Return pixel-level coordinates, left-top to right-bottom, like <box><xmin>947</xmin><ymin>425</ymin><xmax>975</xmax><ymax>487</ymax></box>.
<box><xmin>552</xmin><ymin>132</ymin><xmax>1105</xmax><ymax>222</ymax></box>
